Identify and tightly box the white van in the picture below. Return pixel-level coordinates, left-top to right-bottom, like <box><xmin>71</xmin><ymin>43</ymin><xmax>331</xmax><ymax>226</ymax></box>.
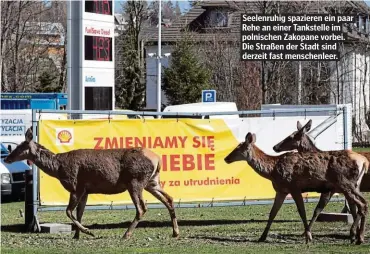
<box><xmin>161</xmin><ymin>102</ymin><xmax>239</xmax><ymax>119</ymax></box>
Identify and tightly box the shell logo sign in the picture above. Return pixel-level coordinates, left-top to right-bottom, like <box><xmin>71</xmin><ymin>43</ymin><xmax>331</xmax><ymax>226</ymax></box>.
<box><xmin>55</xmin><ymin>128</ymin><xmax>74</xmax><ymax>146</ymax></box>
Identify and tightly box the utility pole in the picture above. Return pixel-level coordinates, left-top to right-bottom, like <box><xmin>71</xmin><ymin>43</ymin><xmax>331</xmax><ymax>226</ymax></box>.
<box><xmin>157</xmin><ymin>0</ymin><xmax>162</xmax><ymax>113</ymax></box>
<box><xmin>298</xmin><ymin>61</ymin><xmax>302</xmax><ymax>104</ymax></box>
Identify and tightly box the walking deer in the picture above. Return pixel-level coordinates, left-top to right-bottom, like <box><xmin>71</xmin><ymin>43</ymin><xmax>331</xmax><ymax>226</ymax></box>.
<box><xmin>273</xmin><ymin>119</ymin><xmax>368</xmax><ymax>234</ymax></box>
<box><xmin>4</xmin><ymin>128</ymin><xmax>179</xmax><ymax>239</ymax></box>
<box><xmin>224</xmin><ymin>132</ymin><xmax>369</xmax><ymax>244</ymax></box>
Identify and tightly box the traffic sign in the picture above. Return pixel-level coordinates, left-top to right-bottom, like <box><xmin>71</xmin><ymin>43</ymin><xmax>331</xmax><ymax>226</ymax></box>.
<box><xmin>202</xmin><ymin>90</ymin><xmax>216</xmax><ymax>103</ymax></box>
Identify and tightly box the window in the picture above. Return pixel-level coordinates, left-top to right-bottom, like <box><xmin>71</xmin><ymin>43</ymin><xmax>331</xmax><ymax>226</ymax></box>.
<box><xmin>85</xmin><ymin>87</ymin><xmax>113</xmax><ymax>110</ymax></box>
<box><xmin>208</xmin><ymin>10</ymin><xmax>229</xmax><ymax>27</ymax></box>
<box><xmin>355</xmin><ymin>15</ymin><xmax>369</xmax><ymax>34</ymax></box>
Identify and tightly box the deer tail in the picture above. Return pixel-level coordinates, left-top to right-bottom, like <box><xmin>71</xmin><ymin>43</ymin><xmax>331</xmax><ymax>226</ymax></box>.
<box><xmin>364</xmin><ymin>158</ymin><xmax>369</xmax><ymax>174</ymax></box>
<box><xmin>150</xmin><ymin>155</ymin><xmax>162</xmax><ymax>180</ymax></box>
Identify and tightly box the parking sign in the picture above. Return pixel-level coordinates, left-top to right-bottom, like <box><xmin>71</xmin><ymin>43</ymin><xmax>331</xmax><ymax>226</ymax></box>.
<box><xmin>202</xmin><ymin>90</ymin><xmax>216</xmax><ymax>103</ymax></box>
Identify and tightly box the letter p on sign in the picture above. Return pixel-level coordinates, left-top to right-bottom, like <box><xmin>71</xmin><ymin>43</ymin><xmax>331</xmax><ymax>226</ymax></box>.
<box><xmin>202</xmin><ymin>90</ymin><xmax>216</xmax><ymax>103</ymax></box>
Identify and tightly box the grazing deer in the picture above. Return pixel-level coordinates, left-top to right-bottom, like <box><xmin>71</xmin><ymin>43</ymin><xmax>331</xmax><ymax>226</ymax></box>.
<box><xmin>224</xmin><ymin>132</ymin><xmax>368</xmax><ymax>244</ymax></box>
<box><xmin>4</xmin><ymin>128</ymin><xmax>179</xmax><ymax>240</ymax></box>
<box><xmin>273</xmin><ymin>119</ymin><xmax>368</xmax><ymax>234</ymax></box>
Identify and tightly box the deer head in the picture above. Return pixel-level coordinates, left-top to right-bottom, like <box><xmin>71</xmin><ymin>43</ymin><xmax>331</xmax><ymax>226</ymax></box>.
<box><xmin>224</xmin><ymin>132</ymin><xmax>256</xmax><ymax>164</ymax></box>
<box><xmin>272</xmin><ymin>119</ymin><xmax>312</xmax><ymax>153</ymax></box>
<box><xmin>4</xmin><ymin>127</ymin><xmax>37</xmax><ymax>164</ymax></box>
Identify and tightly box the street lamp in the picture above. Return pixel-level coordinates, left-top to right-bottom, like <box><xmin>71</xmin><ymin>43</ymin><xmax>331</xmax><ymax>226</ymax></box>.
<box><xmin>157</xmin><ymin>0</ymin><xmax>162</xmax><ymax>113</ymax></box>
<box><xmin>148</xmin><ymin>52</ymin><xmax>171</xmax><ymax>114</ymax></box>
<box><xmin>148</xmin><ymin>0</ymin><xmax>173</xmax><ymax>114</ymax></box>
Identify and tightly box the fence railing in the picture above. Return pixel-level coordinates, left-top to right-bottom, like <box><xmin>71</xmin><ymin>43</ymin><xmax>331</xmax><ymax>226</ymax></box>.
<box><xmin>30</xmin><ymin>105</ymin><xmax>350</xmax><ymax>214</ymax></box>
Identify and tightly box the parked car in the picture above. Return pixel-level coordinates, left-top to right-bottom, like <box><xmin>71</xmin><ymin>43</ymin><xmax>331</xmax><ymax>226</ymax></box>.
<box><xmin>1</xmin><ymin>142</ymin><xmax>30</xmax><ymax>201</ymax></box>
<box><xmin>161</xmin><ymin>102</ymin><xmax>240</xmax><ymax>119</ymax></box>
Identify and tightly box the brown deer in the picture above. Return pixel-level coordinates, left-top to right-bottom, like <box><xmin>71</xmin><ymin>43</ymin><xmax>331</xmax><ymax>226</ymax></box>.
<box><xmin>4</xmin><ymin>128</ymin><xmax>179</xmax><ymax>240</ymax></box>
<box><xmin>224</xmin><ymin>132</ymin><xmax>368</xmax><ymax>244</ymax></box>
<box><xmin>273</xmin><ymin>119</ymin><xmax>368</xmax><ymax>234</ymax></box>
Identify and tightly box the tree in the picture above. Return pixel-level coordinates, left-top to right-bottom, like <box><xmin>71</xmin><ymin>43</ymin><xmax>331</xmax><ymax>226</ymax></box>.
<box><xmin>189</xmin><ymin>1</ymin><xmax>201</xmax><ymax>7</ymax></box>
<box><xmin>163</xmin><ymin>0</ymin><xmax>175</xmax><ymax>20</ymax></box>
<box><xmin>148</xmin><ymin>1</ymin><xmax>159</xmax><ymax>26</ymax></box>
<box><xmin>1</xmin><ymin>1</ymin><xmax>66</xmax><ymax>92</ymax></box>
<box><xmin>115</xmin><ymin>1</ymin><xmax>147</xmax><ymax>110</ymax></box>
<box><xmin>36</xmin><ymin>70</ymin><xmax>60</xmax><ymax>92</ymax></box>
<box><xmin>175</xmin><ymin>1</ymin><xmax>181</xmax><ymax>17</ymax></box>
<box><xmin>163</xmin><ymin>33</ymin><xmax>211</xmax><ymax>105</ymax></box>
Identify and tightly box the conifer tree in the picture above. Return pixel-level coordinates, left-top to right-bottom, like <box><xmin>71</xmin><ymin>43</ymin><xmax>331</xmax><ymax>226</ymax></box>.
<box><xmin>163</xmin><ymin>34</ymin><xmax>211</xmax><ymax>105</ymax></box>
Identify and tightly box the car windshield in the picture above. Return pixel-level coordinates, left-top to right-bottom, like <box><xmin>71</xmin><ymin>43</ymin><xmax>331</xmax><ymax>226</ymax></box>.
<box><xmin>0</xmin><ymin>143</ymin><xmax>9</xmax><ymax>156</ymax></box>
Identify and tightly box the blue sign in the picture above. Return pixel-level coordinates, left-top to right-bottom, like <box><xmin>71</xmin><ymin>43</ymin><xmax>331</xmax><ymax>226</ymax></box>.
<box><xmin>202</xmin><ymin>90</ymin><xmax>216</xmax><ymax>103</ymax></box>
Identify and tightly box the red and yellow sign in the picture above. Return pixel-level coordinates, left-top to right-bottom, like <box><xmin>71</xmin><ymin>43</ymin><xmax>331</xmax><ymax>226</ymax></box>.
<box><xmin>38</xmin><ymin>119</ymin><xmax>317</xmax><ymax>206</ymax></box>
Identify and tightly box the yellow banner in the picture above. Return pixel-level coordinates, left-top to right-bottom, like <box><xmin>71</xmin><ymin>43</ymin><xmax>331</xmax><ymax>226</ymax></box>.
<box><xmin>38</xmin><ymin>119</ymin><xmax>317</xmax><ymax>206</ymax></box>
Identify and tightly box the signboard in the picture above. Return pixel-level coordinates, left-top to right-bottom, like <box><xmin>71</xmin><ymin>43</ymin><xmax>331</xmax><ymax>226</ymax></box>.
<box><xmin>0</xmin><ymin>111</ymin><xmax>28</xmax><ymax>136</ymax></box>
<box><xmin>202</xmin><ymin>90</ymin><xmax>216</xmax><ymax>103</ymax></box>
<box><xmin>67</xmin><ymin>0</ymin><xmax>115</xmax><ymax>111</ymax></box>
<box><xmin>38</xmin><ymin>118</ymin><xmax>328</xmax><ymax>206</ymax></box>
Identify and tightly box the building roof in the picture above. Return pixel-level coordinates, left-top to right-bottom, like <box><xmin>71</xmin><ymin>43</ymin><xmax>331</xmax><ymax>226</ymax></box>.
<box><xmin>143</xmin><ymin>0</ymin><xmax>370</xmax><ymax>44</ymax></box>
<box><xmin>24</xmin><ymin>22</ymin><xmax>65</xmax><ymax>46</ymax></box>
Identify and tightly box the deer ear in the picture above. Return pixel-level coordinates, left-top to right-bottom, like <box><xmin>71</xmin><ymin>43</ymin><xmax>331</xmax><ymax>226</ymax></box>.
<box><xmin>245</xmin><ymin>133</ymin><xmax>253</xmax><ymax>143</ymax></box>
<box><xmin>297</xmin><ymin>121</ymin><xmax>303</xmax><ymax>130</ymax></box>
<box><xmin>252</xmin><ymin>133</ymin><xmax>256</xmax><ymax>143</ymax></box>
<box><xmin>302</xmin><ymin>119</ymin><xmax>312</xmax><ymax>133</ymax></box>
<box><xmin>25</xmin><ymin>127</ymin><xmax>33</xmax><ymax>142</ymax></box>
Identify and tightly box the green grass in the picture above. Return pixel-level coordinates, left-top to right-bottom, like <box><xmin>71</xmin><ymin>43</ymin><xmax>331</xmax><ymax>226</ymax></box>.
<box><xmin>2</xmin><ymin>194</ymin><xmax>370</xmax><ymax>254</ymax></box>
<box><xmin>353</xmin><ymin>147</ymin><xmax>370</xmax><ymax>153</ymax></box>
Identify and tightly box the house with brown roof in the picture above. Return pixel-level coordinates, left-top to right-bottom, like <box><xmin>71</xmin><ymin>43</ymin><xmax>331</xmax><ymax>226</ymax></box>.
<box><xmin>142</xmin><ymin>0</ymin><xmax>370</xmax><ymax>136</ymax></box>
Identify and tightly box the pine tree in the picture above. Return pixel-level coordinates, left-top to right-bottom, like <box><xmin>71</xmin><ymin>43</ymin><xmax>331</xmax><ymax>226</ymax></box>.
<box><xmin>163</xmin><ymin>34</ymin><xmax>211</xmax><ymax>105</ymax></box>
<box><xmin>36</xmin><ymin>71</ymin><xmax>60</xmax><ymax>92</ymax></box>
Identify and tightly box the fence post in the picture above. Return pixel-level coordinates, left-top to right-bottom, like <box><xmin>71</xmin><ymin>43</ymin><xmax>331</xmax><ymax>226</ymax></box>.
<box><xmin>25</xmin><ymin>169</ymin><xmax>34</xmax><ymax>231</ymax></box>
<box><xmin>343</xmin><ymin>105</ymin><xmax>349</xmax><ymax>150</ymax></box>
<box><xmin>30</xmin><ymin>109</ymin><xmax>40</xmax><ymax>232</ymax></box>
<box><xmin>341</xmin><ymin>105</ymin><xmax>351</xmax><ymax>214</ymax></box>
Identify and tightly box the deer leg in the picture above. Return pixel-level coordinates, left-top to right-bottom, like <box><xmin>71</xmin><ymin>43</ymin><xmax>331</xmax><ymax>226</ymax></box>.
<box><xmin>73</xmin><ymin>193</ymin><xmax>88</xmax><ymax>239</ymax></box>
<box><xmin>258</xmin><ymin>192</ymin><xmax>287</xmax><ymax>242</ymax></box>
<box><xmin>291</xmin><ymin>191</ymin><xmax>312</xmax><ymax>244</ymax></box>
<box><xmin>145</xmin><ymin>182</ymin><xmax>179</xmax><ymax>238</ymax></box>
<box><xmin>343</xmin><ymin>189</ymin><xmax>367</xmax><ymax>245</ymax></box>
<box><xmin>66</xmin><ymin>192</ymin><xmax>94</xmax><ymax>237</ymax></box>
<box><xmin>345</xmin><ymin>197</ymin><xmax>360</xmax><ymax>244</ymax></box>
<box><xmin>123</xmin><ymin>185</ymin><xmax>145</xmax><ymax>239</ymax></box>
<box><xmin>305</xmin><ymin>191</ymin><xmax>333</xmax><ymax>235</ymax></box>
<box><xmin>341</xmin><ymin>199</ymin><xmax>351</xmax><ymax>214</ymax></box>
<box><xmin>346</xmin><ymin>199</ymin><xmax>360</xmax><ymax>239</ymax></box>
<box><xmin>351</xmin><ymin>188</ymin><xmax>368</xmax><ymax>245</ymax></box>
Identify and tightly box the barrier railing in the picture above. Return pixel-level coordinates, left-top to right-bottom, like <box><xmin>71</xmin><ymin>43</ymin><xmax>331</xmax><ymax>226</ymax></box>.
<box><xmin>26</xmin><ymin>105</ymin><xmax>351</xmax><ymax>231</ymax></box>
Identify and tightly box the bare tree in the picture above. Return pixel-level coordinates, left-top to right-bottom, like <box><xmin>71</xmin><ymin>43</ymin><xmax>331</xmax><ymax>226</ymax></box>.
<box><xmin>0</xmin><ymin>1</ymin><xmax>64</xmax><ymax>92</ymax></box>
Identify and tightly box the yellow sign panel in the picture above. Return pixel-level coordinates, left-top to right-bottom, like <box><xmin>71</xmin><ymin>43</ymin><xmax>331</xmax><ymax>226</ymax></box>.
<box><xmin>38</xmin><ymin>119</ymin><xmax>318</xmax><ymax>206</ymax></box>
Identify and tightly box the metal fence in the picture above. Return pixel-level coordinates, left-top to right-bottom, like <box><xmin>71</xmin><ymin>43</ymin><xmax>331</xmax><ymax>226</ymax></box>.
<box><xmin>30</xmin><ymin>105</ymin><xmax>350</xmax><ymax>216</ymax></box>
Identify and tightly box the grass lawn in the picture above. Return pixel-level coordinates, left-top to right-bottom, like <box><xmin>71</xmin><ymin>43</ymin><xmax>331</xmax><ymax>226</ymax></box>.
<box><xmin>1</xmin><ymin>147</ymin><xmax>370</xmax><ymax>253</ymax></box>
<box><xmin>1</xmin><ymin>194</ymin><xmax>370</xmax><ymax>254</ymax></box>
<box><xmin>353</xmin><ymin>147</ymin><xmax>370</xmax><ymax>153</ymax></box>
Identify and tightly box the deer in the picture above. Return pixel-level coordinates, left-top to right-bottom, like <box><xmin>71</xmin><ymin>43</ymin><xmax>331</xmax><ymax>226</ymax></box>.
<box><xmin>224</xmin><ymin>132</ymin><xmax>369</xmax><ymax>244</ymax></box>
<box><xmin>4</xmin><ymin>128</ymin><xmax>180</xmax><ymax>240</ymax></box>
<box><xmin>272</xmin><ymin>119</ymin><xmax>368</xmax><ymax>235</ymax></box>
